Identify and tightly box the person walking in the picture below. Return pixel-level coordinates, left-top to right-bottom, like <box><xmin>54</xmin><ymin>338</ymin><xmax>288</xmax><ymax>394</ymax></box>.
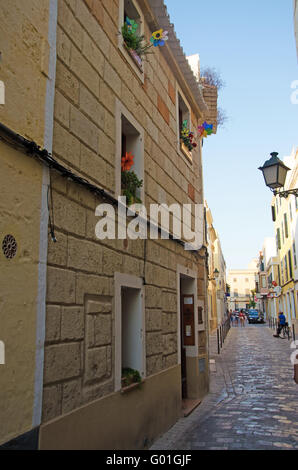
<box><xmin>239</xmin><ymin>310</ymin><xmax>245</xmax><ymax>328</ymax></box>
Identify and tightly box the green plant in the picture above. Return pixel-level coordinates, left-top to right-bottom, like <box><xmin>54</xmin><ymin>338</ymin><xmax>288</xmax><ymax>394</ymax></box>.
<box><xmin>121</xmin><ymin>170</ymin><xmax>143</xmax><ymax>206</ymax></box>
<box><xmin>121</xmin><ymin>22</ymin><xmax>152</xmax><ymax>58</ymax></box>
<box><xmin>249</xmin><ymin>289</ymin><xmax>256</xmax><ymax>308</ymax></box>
<box><xmin>121</xmin><ymin>368</ymin><xmax>142</xmax><ymax>387</ymax></box>
<box><xmin>180</xmin><ymin>120</ymin><xmax>197</xmax><ymax>152</ymax></box>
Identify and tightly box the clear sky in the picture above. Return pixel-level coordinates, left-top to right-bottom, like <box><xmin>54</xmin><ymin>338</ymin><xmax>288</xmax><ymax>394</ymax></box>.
<box><xmin>165</xmin><ymin>0</ymin><xmax>298</xmax><ymax>271</ymax></box>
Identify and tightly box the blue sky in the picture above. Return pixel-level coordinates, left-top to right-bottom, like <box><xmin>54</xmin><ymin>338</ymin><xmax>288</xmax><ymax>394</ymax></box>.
<box><xmin>165</xmin><ymin>0</ymin><xmax>298</xmax><ymax>270</ymax></box>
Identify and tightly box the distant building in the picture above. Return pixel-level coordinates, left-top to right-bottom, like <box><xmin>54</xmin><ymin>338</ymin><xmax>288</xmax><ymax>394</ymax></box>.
<box><xmin>205</xmin><ymin>202</ymin><xmax>227</xmax><ymax>331</ymax></box>
<box><xmin>227</xmin><ymin>260</ymin><xmax>258</xmax><ymax>310</ymax></box>
<box><xmin>271</xmin><ymin>148</ymin><xmax>298</xmax><ymax>325</ymax></box>
<box><xmin>256</xmin><ymin>238</ymin><xmax>278</xmax><ymax>318</ymax></box>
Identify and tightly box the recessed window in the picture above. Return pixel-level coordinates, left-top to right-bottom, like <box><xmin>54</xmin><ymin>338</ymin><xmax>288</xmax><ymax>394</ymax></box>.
<box><xmin>293</xmin><ymin>243</ymin><xmax>297</xmax><ymax>268</ymax></box>
<box><xmin>288</xmin><ymin>250</ymin><xmax>293</xmax><ymax>279</ymax></box>
<box><xmin>116</xmin><ymin>101</ymin><xmax>144</xmax><ymax>203</ymax></box>
<box><xmin>177</xmin><ymin>91</ymin><xmax>194</xmax><ymax>161</ymax></box>
<box><xmin>198</xmin><ymin>307</ymin><xmax>203</xmax><ymax>325</ymax></box>
<box><xmin>118</xmin><ymin>0</ymin><xmax>145</xmax><ymax>80</ymax></box>
<box><xmin>121</xmin><ymin>115</ymin><xmax>143</xmax><ymax>203</ymax></box>
<box><xmin>284</xmin><ymin>213</ymin><xmax>289</xmax><ymax>238</ymax></box>
<box><xmin>121</xmin><ymin>286</ymin><xmax>144</xmax><ymax>387</ymax></box>
<box><xmin>284</xmin><ymin>256</ymin><xmax>289</xmax><ymax>281</ymax></box>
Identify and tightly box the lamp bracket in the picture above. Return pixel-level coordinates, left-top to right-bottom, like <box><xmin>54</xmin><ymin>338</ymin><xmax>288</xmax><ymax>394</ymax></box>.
<box><xmin>273</xmin><ymin>188</ymin><xmax>298</xmax><ymax>199</ymax></box>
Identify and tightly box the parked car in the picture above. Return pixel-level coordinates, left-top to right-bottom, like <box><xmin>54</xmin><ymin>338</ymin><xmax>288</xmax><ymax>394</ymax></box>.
<box><xmin>248</xmin><ymin>309</ymin><xmax>265</xmax><ymax>324</ymax></box>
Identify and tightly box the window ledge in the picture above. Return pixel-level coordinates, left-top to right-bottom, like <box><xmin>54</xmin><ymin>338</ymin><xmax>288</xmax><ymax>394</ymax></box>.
<box><xmin>123</xmin><ymin>43</ymin><xmax>143</xmax><ymax>72</ymax></box>
<box><xmin>118</xmin><ymin>41</ymin><xmax>145</xmax><ymax>83</ymax></box>
<box><xmin>180</xmin><ymin>142</ymin><xmax>193</xmax><ymax>163</ymax></box>
<box><xmin>120</xmin><ymin>380</ymin><xmax>144</xmax><ymax>394</ymax></box>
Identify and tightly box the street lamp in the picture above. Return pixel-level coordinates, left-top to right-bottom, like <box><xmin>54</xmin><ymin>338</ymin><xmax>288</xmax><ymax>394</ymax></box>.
<box><xmin>209</xmin><ymin>269</ymin><xmax>219</xmax><ymax>281</ymax></box>
<box><xmin>258</xmin><ymin>152</ymin><xmax>297</xmax><ymax>198</ymax></box>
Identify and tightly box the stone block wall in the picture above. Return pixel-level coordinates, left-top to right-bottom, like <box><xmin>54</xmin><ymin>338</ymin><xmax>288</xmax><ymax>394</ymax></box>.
<box><xmin>42</xmin><ymin>0</ymin><xmax>207</xmax><ymax>423</ymax></box>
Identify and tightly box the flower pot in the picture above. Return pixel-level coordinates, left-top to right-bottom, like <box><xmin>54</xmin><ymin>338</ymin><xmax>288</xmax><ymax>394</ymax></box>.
<box><xmin>128</xmin><ymin>49</ymin><xmax>143</xmax><ymax>69</ymax></box>
<box><xmin>123</xmin><ymin>43</ymin><xmax>143</xmax><ymax>70</ymax></box>
<box><xmin>180</xmin><ymin>141</ymin><xmax>192</xmax><ymax>161</ymax></box>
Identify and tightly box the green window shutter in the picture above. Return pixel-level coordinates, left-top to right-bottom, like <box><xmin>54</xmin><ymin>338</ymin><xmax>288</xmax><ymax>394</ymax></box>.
<box><xmin>288</xmin><ymin>250</ymin><xmax>293</xmax><ymax>279</ymax></box>
<box><xmin>277</xmin><ymin>228</ymin><xmax>281</xmax><ymax>250</ymax></box>
<box><xmin>293</xmin><ymin>243</ymin><xmax>297</xmax><ymax>268</ymax></box>
<box><xmin>284</xmin><ymin>213</ymin><xmax>289</xmax><ymax>238</ymax></box>
<box><xmin>284</xmin><ymin>256</ymin><xmax>288</xmax><ymax>281</ymax></box>
<box><xmin>271</xmin><ymin>205</ymin><xmax>276</xmax><ymax>222</ymax></box>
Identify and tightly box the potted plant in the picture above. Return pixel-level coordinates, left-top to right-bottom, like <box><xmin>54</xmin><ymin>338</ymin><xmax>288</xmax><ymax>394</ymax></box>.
<box><xmin>121</xmin><ymin>17</ymin><xmax>152</xmax><ymax>69</ymax></box>
<box><xmin>121</xmin><ymin>368</ymin><xmax>142</xmax><ymax>389</ymax></box>
<box><xmin>121</xmin><ymin>151</ymin><xmax>143</xmax><ymax>205</ymax></box>
<box><xmin>180</xmin><ymin>120</ymin><xmax>197</xmax><ymax>158</ymax></box>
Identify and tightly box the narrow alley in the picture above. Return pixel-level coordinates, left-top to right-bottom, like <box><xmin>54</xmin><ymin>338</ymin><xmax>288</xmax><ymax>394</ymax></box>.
<box><xmin>151</xmin><ymin>325</ymin><xmax>298</xmax><ymax>451</ymax></box>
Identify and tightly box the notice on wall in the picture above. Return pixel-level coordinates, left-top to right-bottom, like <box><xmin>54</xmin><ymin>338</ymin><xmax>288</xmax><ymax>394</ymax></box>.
<box><xmin>185</xmin><ymin>325</ymin><xmax>192</xmax><ymax>337</ymax></box>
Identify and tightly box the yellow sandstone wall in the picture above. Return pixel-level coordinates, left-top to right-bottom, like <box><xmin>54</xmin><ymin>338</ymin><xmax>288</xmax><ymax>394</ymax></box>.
<box><xmin>0</xmin><ymin>0</ymin><xmax>50</xmax><ymax>444</ymax></box>
<box><xmin>0</xmin><ymin>142</ymin><xmax>43</xmax><ymax>444</ymax></box>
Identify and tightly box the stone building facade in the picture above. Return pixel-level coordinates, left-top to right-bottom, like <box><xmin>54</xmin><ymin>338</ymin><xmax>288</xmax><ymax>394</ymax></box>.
<box><xmin>0</xmin><ymin>0</ymin><xmax>217</xmax><ymax>449</ymax></box>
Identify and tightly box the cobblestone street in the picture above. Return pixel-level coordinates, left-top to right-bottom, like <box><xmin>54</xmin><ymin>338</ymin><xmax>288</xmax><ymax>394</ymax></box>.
<box><xmin>151</xmin><ymin>325</ymin><xmax>298</xmax><ymax>450</ymax></box>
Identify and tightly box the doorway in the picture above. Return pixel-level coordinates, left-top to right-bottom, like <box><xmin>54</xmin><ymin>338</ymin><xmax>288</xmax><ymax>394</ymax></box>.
<box><xmin>179</xmin><ymin>273</ymin><xmax>197</xmax><ymax>400</ymax></box>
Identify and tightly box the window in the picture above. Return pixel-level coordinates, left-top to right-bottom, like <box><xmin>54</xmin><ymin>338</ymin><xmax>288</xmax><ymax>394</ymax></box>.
<box><xmin>121</xmin><ymin>287</ymin><xmax>143</xmax><ymax>381</ymax></box>
<box><xmin>261</xmin><ymin>275</ymin><xmax>267</xmax><ymax>288</ymax></box>
<box><xmin>296</xmin><ymin>196</ymin><xmax>298</xmax><ymax>210</ymax></box>
<box><xmin>293</xmin><ymin>243</ymin><xmax>297</xmax><ymax>268</ymax></box>
<box><xmin>288</xmin><ymin>250</ymin><xmax>293</xmax><ymax>279</ymax></box>
<box><xmin>118</xmin><ymin>0</ymin><xmax>145</xmax><ymax>81</ymax></box>
<box><xmin>284</xmin><ymin>256</ymin><xmax>288</xmax><ymax>282</ymax></box>
<box><xmin>281</xmin><ymin>260</ymin><xmax>284</xmax><ymax>285</ymax></box>
<box><xmin>234</xmin><ymin>289</ymin><xmax>238</xmax><ymax>298</ymax></box>
<box><xmin>115</xmin><ymin>100</ymin><xmax>144</xmax><ymax>202</ymax></box>
<box><xmin>114</xmin><ymin>273</ymin><xmax>145</xmax><ymax>391</ymax></box>
<box><xmin>276</xmin><ymin>228</ymin><xmax>281</xmax><ymax>250</ymax></box>
<box><xmin>271</xmin><ymin>205</ymin><xmax>276</xmax><ymax>222</ymax></box>
<box><xmin>278</xmin><ymin>264</ymin><xmax>281</xmax><ymax>286</ymax></box>
<box><xmin>177</xmin><ymin>89</ymin><xmax>192</xmax><ymax>161</ymax></box>
<box><xmin>198</xmin><ymin>307</ymin><xmax>203</xmax><ymax>325</ymax></box>
<box><xmin>284</xmin><ymin>214</ymin><xmax>289</xmax><ymax>239</ymax></box>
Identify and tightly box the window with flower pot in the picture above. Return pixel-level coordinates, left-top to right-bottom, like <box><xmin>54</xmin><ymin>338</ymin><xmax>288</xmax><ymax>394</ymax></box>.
<box><xmin>118</xmin><ymin>0</ymin><xmax>146</xmax><ymax>81</ymax></box>
<box><xmin>121</xmin><ymin>286</ymin><xmax>144</xmax><ymax>389</ymax></box>
<box><xmin>177</xmin><ymin>91</ymin><xmax>197</xmax><ymax>161</ymax></box>
<box><xmin>114</xmin><ymin>273</ymin><xmax>145</xmax><ymax>392</ymax></box>
<box><xmin>116</xmin><ymin>101</ymin><xmax>144</xmax><ymax>204</ymax></box>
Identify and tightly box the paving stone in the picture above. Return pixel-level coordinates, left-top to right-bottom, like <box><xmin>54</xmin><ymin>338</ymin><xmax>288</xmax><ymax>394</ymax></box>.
<box><xmin>150</xmin><ymin>325</ymin><xmax>298</xmax><ymax>450</ymax></box>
